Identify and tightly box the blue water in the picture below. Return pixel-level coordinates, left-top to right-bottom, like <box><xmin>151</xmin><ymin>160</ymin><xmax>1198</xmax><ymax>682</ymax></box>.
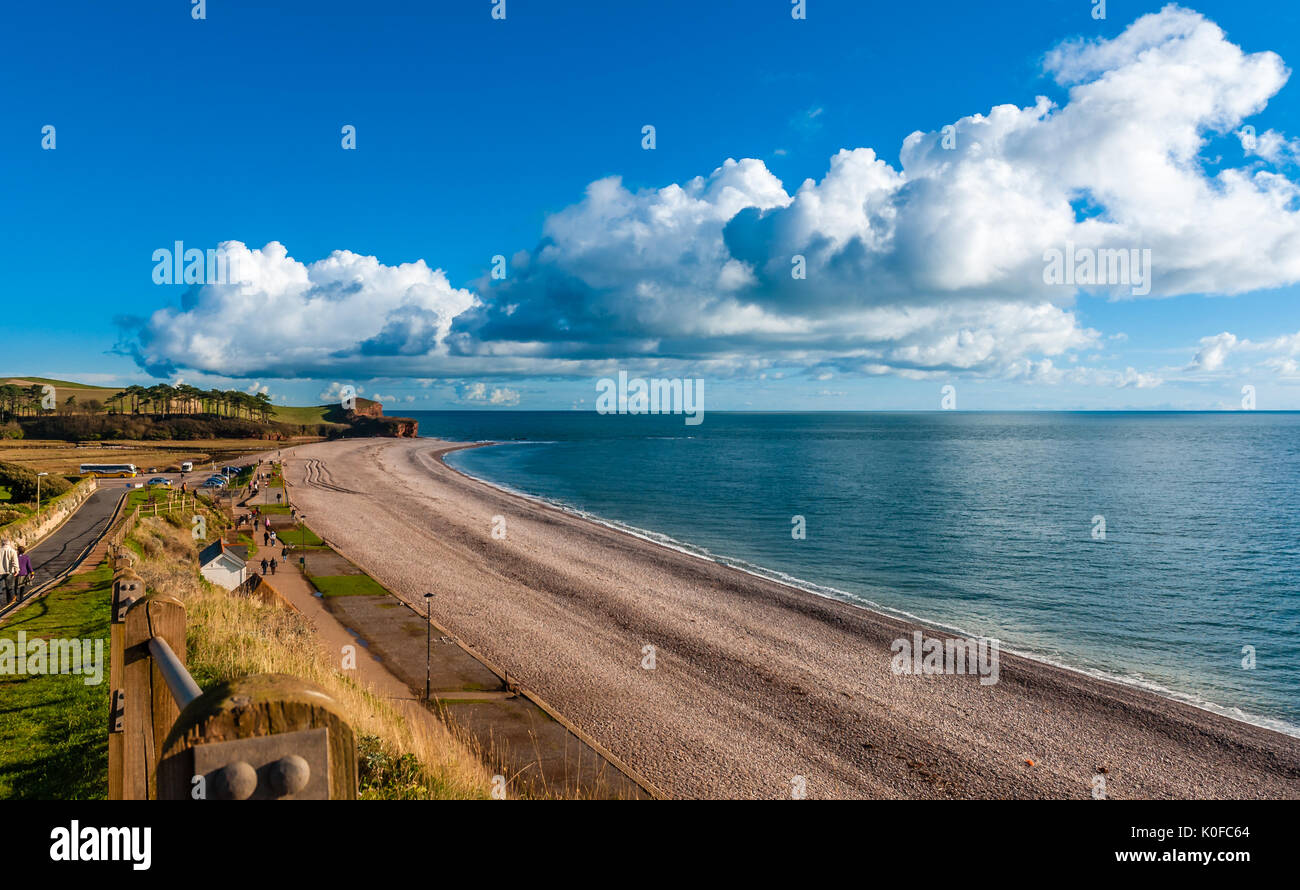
<box><xmin>408</xmin><ymin>411</ymin><xmax>1300</xmax><ymax>734</ymax></box>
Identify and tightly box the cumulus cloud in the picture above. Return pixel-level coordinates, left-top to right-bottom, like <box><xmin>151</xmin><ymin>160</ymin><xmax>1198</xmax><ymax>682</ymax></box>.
<box><xmin>122</xmin><ymin>242</ymin><xmax>476</xmax><ymax>378</ymax></box>
<box><xmin>456</xmin><ymin>383</ymin><xmax>521</xmax><ymax>406</ymax></box>
<box><xmin>1239</xmin><ymin>127</ymin><xmax>1300</xmax><ymax>164</ymax></box>
<box><xmin>451</xmin><ymin>5</ymin><xmax>1300</xmax><ymax>380</ymax></box>
<box><xmin>123</xmin><ymin>6</ymin><xmax>1300</xmax><ymax>389</ymax></box>
<box><xmin>318</xmin><ymin>381</ymin><xmax>363</xmax><ymax>402</ymax></box>
<box><xmin>1191</xmin><ymin>332</ymin><xmax>1241</xmax><ymax>371</ymax></box>
<box><xmin>1189</xmin><ymin>329</ymin><xmax>1300</xmax><ymax>377</ymax></box>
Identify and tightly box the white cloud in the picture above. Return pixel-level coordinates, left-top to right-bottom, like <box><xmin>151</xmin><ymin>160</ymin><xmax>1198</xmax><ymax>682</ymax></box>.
<box><xmin>1239</xmin><ymin>127</ymin><xmax>1300</xmax><ymax>164</ymax></box>
<box><xmin>1189</xmin><ymin>329</ymin><xmax>1300</xmax><ymax>377</ymax></box>
<box><xmin>1191</xmin><ymin>332</ymin><xmax>1241</xmax><ymax>371</ymax></box>
<box><xmin>318</xmin><ymin>381</ymin><xmax>363</xmax><ymax>402</ymax></box>
<box><xmin>130</xmin><ymin>242</ymin><xmax>477</xmax><ymax>378</ymax></box>
<box><xmin>456</xmin><ymin>382</ymin><xmax>521</xmax><ymax>406</ymax></box>
<box><xmin>126</xmin><ymin>6</ymin><xmax>1300</xmax><ymax>391</ymax></box>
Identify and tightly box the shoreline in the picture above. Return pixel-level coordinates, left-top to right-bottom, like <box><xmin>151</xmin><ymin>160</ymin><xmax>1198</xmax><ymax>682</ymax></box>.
<box><xmin>439</xmin><ymin>440</ymin><xmax>1300</xmax><ymax>740</ymax></box>
<box><xmin>283</xmin><ymin>437</ymin><xmax>1300</xmax><ymax>799</ymax></box>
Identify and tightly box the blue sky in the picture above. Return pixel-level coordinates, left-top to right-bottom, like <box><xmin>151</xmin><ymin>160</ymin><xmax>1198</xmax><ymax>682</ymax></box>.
<box><xmin>4</xmin><ymin>0</ymin><xmax>1300</xmax><ymax>410</ymax></box>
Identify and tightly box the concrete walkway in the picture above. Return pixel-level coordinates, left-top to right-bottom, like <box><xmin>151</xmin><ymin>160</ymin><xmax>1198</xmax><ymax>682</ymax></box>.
<box><xmin>235</xmin><ymin>454</ymin><xmax>649</xmax><ymax>798</ymax></box>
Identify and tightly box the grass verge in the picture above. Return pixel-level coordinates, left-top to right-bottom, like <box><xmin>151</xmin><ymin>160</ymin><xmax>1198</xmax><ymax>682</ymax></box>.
<box><xmin>307</xmin><ymin>574</ymin><xmax>391</xmax><ymax>598</ymax></box>
<box><xmin>0</xmin><ymin>562</ymin><xmax>112</xmax><ymax>800</ymax></box>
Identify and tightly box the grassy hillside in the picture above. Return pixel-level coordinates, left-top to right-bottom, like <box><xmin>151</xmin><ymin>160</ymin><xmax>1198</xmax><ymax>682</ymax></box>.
<box><xmin>3</xmin><ymin>377</ymin><xmax>124</xmax><ymax>408</ymax></box>
<box><xmin>272</xmin><ymin>397</ymin><xmax>381</xmax><ymax>426</ymax></box>
<box><xmin>6</xmin><ymin>376</ymin><xmax>379</xmax><ymax>426</ymax></box>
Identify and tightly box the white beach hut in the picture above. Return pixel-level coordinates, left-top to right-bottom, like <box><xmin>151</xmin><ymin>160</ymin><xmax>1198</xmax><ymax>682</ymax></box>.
<box><xmin>198</xmin><ymin>541</ymin><xmax>249</xmax><ymax>591</ymax></box>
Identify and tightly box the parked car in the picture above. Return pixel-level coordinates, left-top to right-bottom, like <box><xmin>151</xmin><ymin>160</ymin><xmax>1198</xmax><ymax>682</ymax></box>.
<box><xmin>146</xmin><ymin>477</ymin><xmax>171</xmax><ymax>487</ymax></box>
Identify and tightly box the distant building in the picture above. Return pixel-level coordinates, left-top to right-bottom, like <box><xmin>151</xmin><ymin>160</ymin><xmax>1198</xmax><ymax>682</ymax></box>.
<box><xmin>198</xmin><ymin>540</ymin><xmax>249</xmax><ymax>591</ymax></box>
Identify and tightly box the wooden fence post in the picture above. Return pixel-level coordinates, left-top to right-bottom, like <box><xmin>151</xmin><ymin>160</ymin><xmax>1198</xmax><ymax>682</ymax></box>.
<box><xmin>121</xmin><ymin>594</ymin><xmax>187</xmax><ymax>800</ymax></box>
<box><xmin>157</xmin><ymin>674</ymin><xmax>357</xmax><ymax>800</ymax></box>
<box><xmin>107</xmin><ymin>569</ymin><xmax>144</xmax><ymax>801</ymax></box>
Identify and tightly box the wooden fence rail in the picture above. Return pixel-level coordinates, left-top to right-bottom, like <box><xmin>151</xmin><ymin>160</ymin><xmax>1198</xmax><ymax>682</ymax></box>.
<box><xmin>107</xmin><ymin>547</ymin><xmax>357</xmax><ymax>800</ymax></box>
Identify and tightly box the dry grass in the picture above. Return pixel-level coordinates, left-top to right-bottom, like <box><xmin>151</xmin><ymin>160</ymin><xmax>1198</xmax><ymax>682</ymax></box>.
<box><xmin>0</xmin><ymin>439</ymin><xmax>312</xmax><ymax>475</ymax></box>
<box><xmin>128</xmin><ymin>516</ymin><xmax>493</xmax><ymax>799</ymax></box>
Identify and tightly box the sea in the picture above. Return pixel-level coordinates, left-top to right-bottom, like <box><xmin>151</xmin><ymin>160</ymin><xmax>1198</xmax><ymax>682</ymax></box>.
<box><xmin>403</xmin><ymin>410</ymin><xmax>1300</xmax><ymax>735</ymax></box>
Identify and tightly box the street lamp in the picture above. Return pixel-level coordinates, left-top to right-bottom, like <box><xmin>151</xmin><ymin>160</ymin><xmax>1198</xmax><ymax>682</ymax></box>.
<box><xmin>424</xmin><ymin>592</ymin><xmax>435</xmax><ymax>701</ymax></box>
<box><xmin>36</xmin><ymin>472</ymin><xmax>48</xmax><ymax>513</ymax></box>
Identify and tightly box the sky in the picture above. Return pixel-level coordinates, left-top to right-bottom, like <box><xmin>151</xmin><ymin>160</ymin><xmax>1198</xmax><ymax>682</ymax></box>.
<box><xmin>3</xmin><ymin>0</ymin><xmax>1300</xmax><ymax>411</ymax></box>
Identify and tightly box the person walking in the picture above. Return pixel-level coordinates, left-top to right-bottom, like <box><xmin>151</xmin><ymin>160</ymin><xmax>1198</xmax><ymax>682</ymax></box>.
<box><xmin>269</xmin><ymin>557</ymin><xmax>277</xmax><ymax>576</ymax></box>
<box><xmin>269</xmin><ymin>530</ymin><xmax>277</xmax><ymax>546</ymax></box>
<box><xmin>0</xmin><ymin>539</ymin><xmax>18</xmax><ymax>605</ymax></box>
<box><xmin>260</xmin><ymin>557</ymin><xmax>269</xmax><ymax>575</ymax></box>
<box><xmin>263</xmin><ymin>530</ymin><xmax>270</xmax><ymax>546</ymax></box>
<box><xmin>15</xmin><ymin>545</ymin><xmax>32</xmax><ymax>602</ymax></box>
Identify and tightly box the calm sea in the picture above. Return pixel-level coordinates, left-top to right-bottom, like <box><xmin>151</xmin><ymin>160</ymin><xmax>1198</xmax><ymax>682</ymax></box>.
<box><xmin>406</xmin><ymin>411</ymin><xmax>1300</xmax><ymax>734</ymax></box>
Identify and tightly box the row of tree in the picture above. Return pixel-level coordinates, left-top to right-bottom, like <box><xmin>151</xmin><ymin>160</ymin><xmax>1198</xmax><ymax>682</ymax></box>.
<box><xmin>0</xmin><ymin>383</ymin><xmax>276</xmax><ymax>423</ymax></box>
<box><xmin>106</xmin><ymin>384</ymin><xmax>275</xmax><ymax>421</ymax></box>
<box><xmin>0</xmin><ymin>384</ymin><xmax>47</xmax><ymax>419</ymax></box>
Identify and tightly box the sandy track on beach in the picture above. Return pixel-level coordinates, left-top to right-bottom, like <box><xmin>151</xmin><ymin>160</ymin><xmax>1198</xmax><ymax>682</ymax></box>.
<box><xmin>283</xmin><ymin>438</ymin><xmax>1300</xmax><ymax>799</ymax></box>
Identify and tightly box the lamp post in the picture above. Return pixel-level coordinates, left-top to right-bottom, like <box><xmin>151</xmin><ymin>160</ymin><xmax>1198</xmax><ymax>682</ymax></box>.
<box><xmin>424</xmin><ymin>592</ymin><xmax>435</xmax><ymax>701</ymax></box>
<box><xmin>36</xmin><ymin>472</ymin><xmax>48</xmax><ymax>513</ymax></box>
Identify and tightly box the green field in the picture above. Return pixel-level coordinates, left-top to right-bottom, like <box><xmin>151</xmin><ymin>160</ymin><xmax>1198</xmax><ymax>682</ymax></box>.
<box><xmin>272</xmin><ymin>397</ymin><xmax>379</xmax><ymax>426</ymax></box>
<box><xmin>0</xmin><ymin>561</ymin><xmax>112</xmax><ymax>800</ymax></box>
<box><xmin>307</xmin><ymin>574</ymin><xmax>391</xmax><ymax>598</ymax></box>
<box><xmin>2</xmin><ymin>376</ymin><xmax>123</xmax><ymax>410</ymax></box>
<box><xmin>271</xmin><ymin>405</ymin><xmax>334</xmax><ymax>425</ymax></box>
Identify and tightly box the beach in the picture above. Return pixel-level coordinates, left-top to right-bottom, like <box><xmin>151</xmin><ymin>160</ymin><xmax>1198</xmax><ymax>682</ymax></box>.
<box><xmin>283</xmin><ymin>437</ymin><xmax>1300</xmax><ymax>799</ymax></box>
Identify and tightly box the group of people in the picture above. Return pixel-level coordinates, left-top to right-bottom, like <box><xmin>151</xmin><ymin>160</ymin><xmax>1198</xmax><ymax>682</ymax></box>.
<box><xmin>245</xmin><ymin>485</ymin><xmax>291</xmax><ymax>580</ymax></box>
<box><xmin>0</xmin><ymin>538</ymin><xmax>34</xmax><ymax>606</ymax></box>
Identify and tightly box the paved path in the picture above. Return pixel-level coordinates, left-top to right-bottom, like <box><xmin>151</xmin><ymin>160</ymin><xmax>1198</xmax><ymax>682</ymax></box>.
<box><xmin>1</xmin><ymin>482</ymin><xmax>128</xmax><ymax>618</ymax></box>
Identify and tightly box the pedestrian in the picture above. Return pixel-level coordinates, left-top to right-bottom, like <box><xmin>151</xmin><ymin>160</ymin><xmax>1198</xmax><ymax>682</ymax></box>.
<box><xmin>15</xmin><ymin>545</ymin><xmax>32</xmax><ymax>601</ymax></box>
<box><xmin>260</xmin><ymin>557</ymin><xmax>269</xmax><ymax>575</ymax></box>
<box><xmin>263</xmin><ymin>530</ymin><xmax>270</xmax><ymax>546</ymax></box>
<box><xmin>281</xmin><ymin>545</ymin><xmax>289</xmax><ymax>560</ymax></box>
<box><xmin>0</xmin><ymin>538</ymin><xmax>18</xmax><ymax>606</ymax></box>
<box><xmin>269</xmin><ymin>557</ymin><xmax>277</xmax><ymax>576</ymax></box>
<box><xmin>276</xmin><ymin>493</ymin><xmax>282</xmax><ymax>504</ymax></box>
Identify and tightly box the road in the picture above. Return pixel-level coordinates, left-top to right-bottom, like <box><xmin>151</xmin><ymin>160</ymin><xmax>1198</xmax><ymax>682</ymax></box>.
<box><xmin>22</xmin><ymin>484</ymin><xmax>128</xmax><ymax>589</ymax></box>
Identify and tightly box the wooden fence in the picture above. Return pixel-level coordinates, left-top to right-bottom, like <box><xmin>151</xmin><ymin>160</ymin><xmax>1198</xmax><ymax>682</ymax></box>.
<box><xmin>107</xmin><ymin>547</ymin><xmax>357</xmax><ymax>800</ymax></box>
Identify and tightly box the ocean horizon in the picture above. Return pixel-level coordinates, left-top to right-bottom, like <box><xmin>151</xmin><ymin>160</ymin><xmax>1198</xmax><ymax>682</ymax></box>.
<box><xmin>406</xmin><ymin>409</ymin><xmax>1300</xmax><ymax>737</ymax></box>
